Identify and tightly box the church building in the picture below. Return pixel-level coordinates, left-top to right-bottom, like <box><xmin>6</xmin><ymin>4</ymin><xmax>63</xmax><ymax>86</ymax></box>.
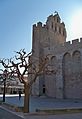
<box><xmin>30</xmin><ymin>12</ymin><xmax>82</xmax><ymax>99</ymax></box>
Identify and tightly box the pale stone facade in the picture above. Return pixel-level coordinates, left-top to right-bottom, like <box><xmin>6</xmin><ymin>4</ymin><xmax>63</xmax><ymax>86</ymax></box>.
<box><xmin>0</xmin><ymin>77</ymin><xmax>24</xmax><ymax>94</ymax></box>
<box><xmin>30</xmin><ymin>12</ymin><xmax>82</xmax><ymax>99</ymax></box>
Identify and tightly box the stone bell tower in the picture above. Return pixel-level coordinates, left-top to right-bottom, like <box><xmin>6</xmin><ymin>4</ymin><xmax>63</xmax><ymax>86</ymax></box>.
<box><xmin>31</xmin><ymin>12</ymin><xmax>67</xmax><ymax>96</ymax></box>
<box><xmin>32</xmin><ymin>12</ymin><xmax>67</xmax><ymax>57</ymax></box>
<box><xmin>46</xmin><ymin>12</ymin><xmax>67</xmax><ymax>46</ymax></box>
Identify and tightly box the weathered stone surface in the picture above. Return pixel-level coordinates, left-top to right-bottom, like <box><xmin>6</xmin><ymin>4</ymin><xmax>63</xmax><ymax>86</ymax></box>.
<box><xmin>30</xmin><ymin>13</ymin><xmax>82</xmax><ymax>99</ymax></box>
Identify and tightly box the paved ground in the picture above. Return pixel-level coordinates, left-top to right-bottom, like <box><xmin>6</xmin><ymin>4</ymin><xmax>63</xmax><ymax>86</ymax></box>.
<box><xmin>0</xmin><ymin>94</ymin><xmax>82</xmax><ymax>119</ymax></box>
<box><xmin>0</xmin><ymin>106</ymin><xmax>24</xmax><ymax>119</ymax></box>
<box><xmin>0</xmin><ymin>106</ymin><xmax>82</xmax><ymax>119</ymax></box>
<box><xmin>1</xmin><ymin>95</ymin><xmax>82</xmax><ymax>112</ymax></box>
<box><xmin>23</xmin><ymin>113</ymin><xmax>82</xmax><ymax>119</ymax></box>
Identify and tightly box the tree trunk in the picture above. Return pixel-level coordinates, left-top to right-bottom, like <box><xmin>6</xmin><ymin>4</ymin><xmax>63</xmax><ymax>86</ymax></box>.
<box><xmin>24</xmin><ymin>83</ymin><xmax>30</xmax><ymax>113</ymax></box>
<box><xmin>3</xmin><ymin>78</ymin><xmax>6</xmax><ymax>102</ymax></box>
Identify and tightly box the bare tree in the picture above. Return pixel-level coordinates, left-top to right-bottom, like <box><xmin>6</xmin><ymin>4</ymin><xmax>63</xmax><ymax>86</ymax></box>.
<box><xmin>0</xmin><ymin>63</ymin><xmax>14</xmax><ymax>102</ymax></box>
<box><xmin>0</xmin><ymin>49</ymin><xmax>49</xmax><ymax>113</ymax></box>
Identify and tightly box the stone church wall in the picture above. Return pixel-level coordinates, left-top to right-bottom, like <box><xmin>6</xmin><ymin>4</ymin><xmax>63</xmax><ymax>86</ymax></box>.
<box><xmin>30</xmin><ymin>13</ymin><xmax>82</xmax><ymax>99</ymax></box>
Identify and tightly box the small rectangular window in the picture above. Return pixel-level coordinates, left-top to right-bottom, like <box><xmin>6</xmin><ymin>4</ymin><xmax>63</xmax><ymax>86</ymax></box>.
<box><xmin>52</xmin><ymin>22</ymin><xmax>53</xmax><ymax>29</ymax></box>
<box><xmin>55</xmin><ymin>26</ymin><xmax>57</xmax><ymax>31</ymax></box>
<box><xmin>59</xmin><ymin>27</ymin><xmax>61</xmax><ymax>33</ymax></box>
<box><xmin>63</xmin><ymin>30</ymin><xmax>65</xmax><ymax>36</ymax></box>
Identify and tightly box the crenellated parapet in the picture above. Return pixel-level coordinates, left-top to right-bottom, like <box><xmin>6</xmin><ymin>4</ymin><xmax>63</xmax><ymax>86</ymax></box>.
<box><xmin>32</xmin><ymin>12</ymin><xmax>67</xmax><ymax>53</ymax></box>
<box><xmin>33</xmin><ymin>13</ymin><xmax>66</xmax><ymax>37</ymax></box>
<box><xmin>44</xmin><ymin>38</ymin><xmax>82</xmax><ymax>56</ymax></box>
<box><xmin>32</xmin><ymin>12</ymin><xmax>82</xmax><ymax>57</ymax></box>
<box><xmin>33</xmin><ymin>22</ymin><xmax>44</xmax><ymax>29</ymax></box>
<box><xmin>64</xmin><ymin>38</ymin><xmax>82</xmax><ymax>46</ymax></box>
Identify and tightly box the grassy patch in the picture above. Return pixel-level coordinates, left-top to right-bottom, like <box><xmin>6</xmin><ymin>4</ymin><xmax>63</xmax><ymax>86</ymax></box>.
<box><xmin>36</xmin><ymin>108</ymin><xmax>82</xmax><ymax>114</ymax></box>
<box><xmin>1</xmin><ymin>102</ymin><xmax>24</xmax><ymax>112</ymax></box>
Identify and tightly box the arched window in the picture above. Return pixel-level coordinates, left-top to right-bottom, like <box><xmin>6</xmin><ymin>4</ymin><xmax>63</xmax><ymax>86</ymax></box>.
<box><xmin>51</xmin><ymin>56</ymin><xmax>56</xmax><ymax>66</ymax></box>
<box><xmin>72</xmin><ymin>51</ymin><xmax>81</xmax><ymax>75</ymax></box>
<box><xmin>63</xmin><ymin>51</ymin><xmax>82</xmax><ymax>99</ymax></box>
<box><xmin>57</xmin><ymin>17</ymin><xmax>59</xmax><ymax>22</ymax></box>
<box><xmin>62</xmin><ymin>52</ymin><xmax>72</xmax><ymax>98</ymax></box>
<box><xmin>63</xmin><ymin>53</ymin><xmax>71</xmax><ymax>77</ymax></box>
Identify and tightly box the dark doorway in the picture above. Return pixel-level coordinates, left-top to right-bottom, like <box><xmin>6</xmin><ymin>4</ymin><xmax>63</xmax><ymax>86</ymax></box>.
<box><xmin>43</xmin><ymin>84</ymin><xmax>45</xmax><ymax>94</ymax></box>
